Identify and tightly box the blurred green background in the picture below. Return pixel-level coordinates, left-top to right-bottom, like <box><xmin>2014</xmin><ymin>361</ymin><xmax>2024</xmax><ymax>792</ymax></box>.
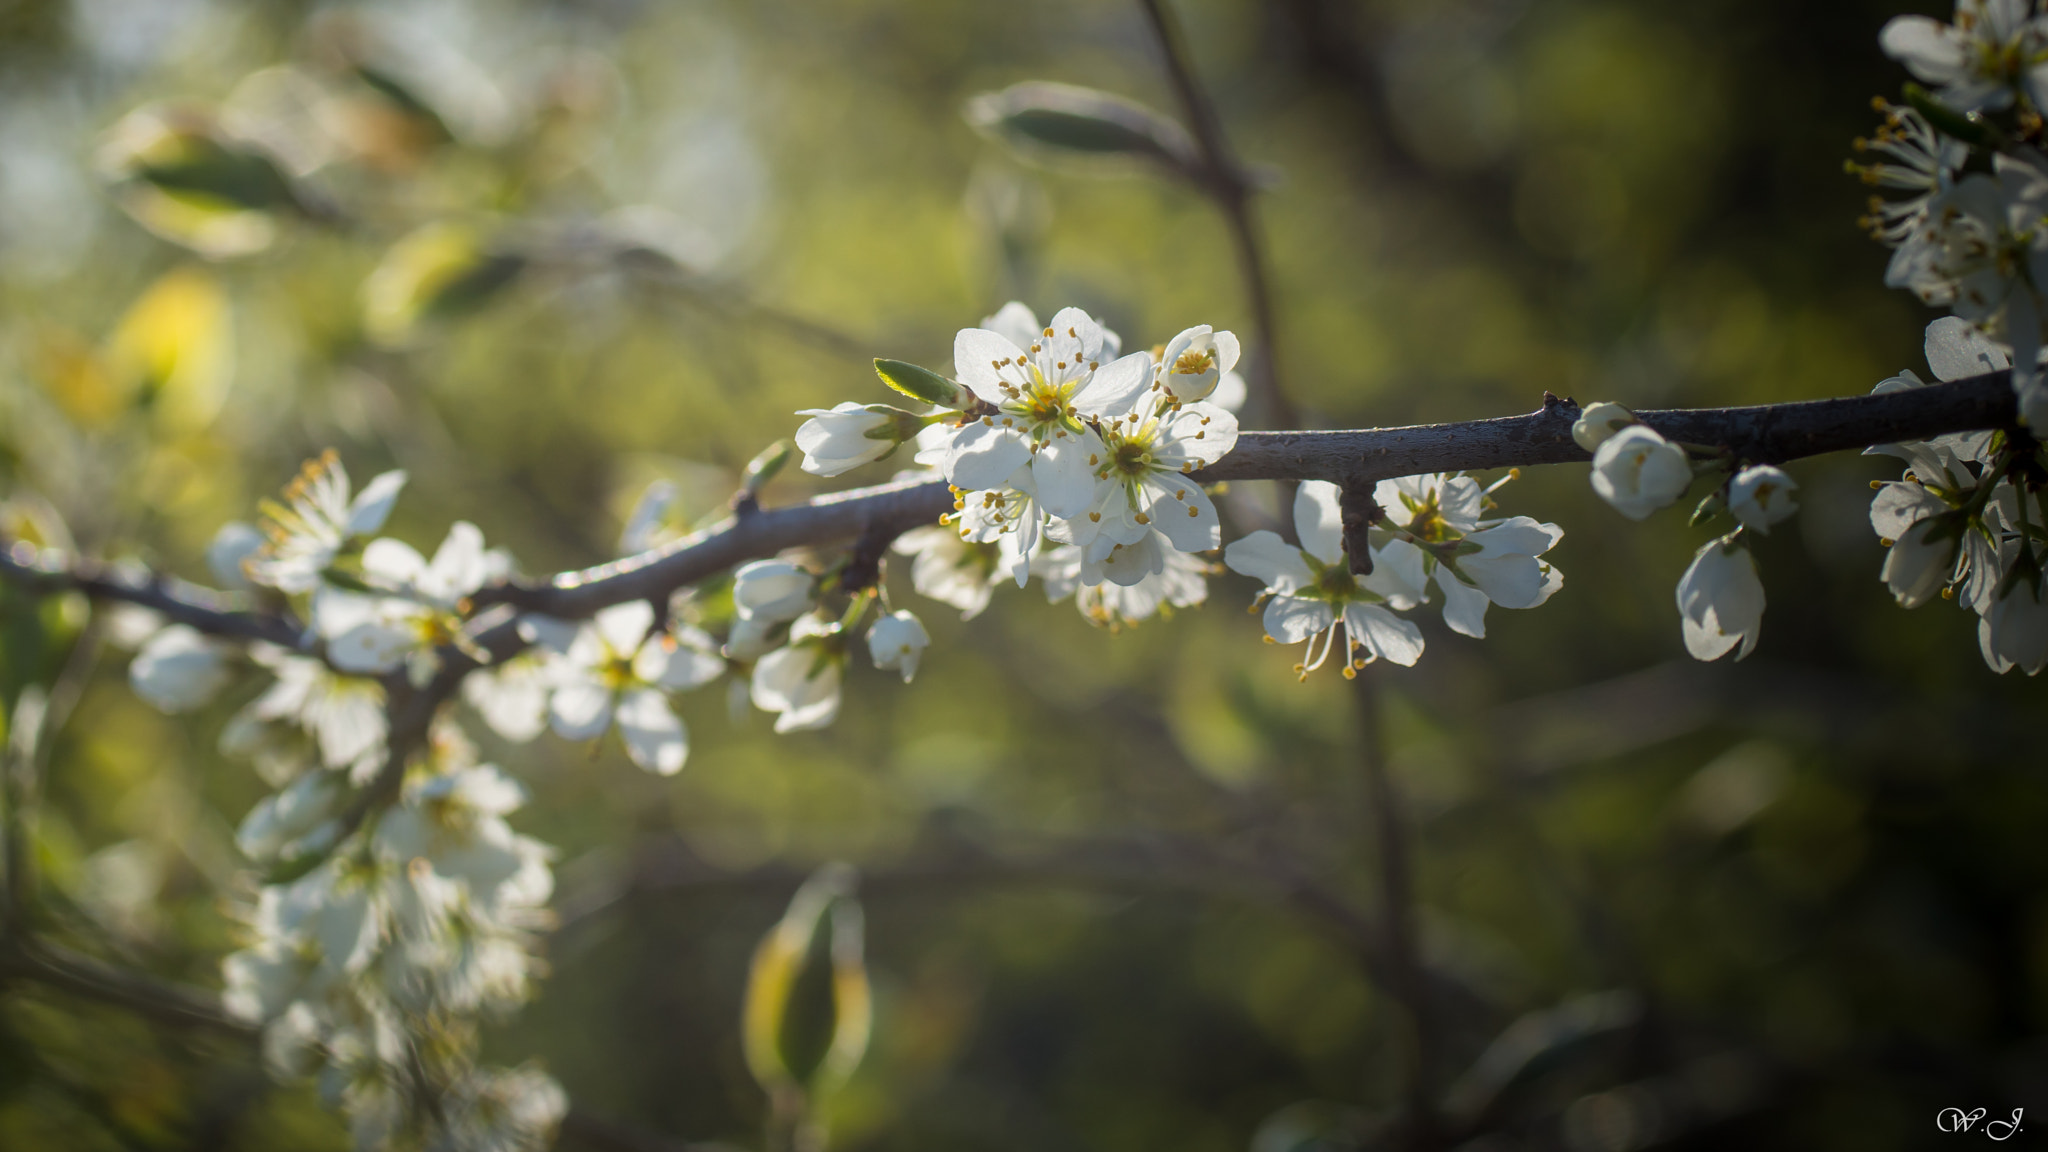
<box><xmin>0</xmin><ymin>0</ymin><xmax>2043</xmax><ymax>1149</ymax></box>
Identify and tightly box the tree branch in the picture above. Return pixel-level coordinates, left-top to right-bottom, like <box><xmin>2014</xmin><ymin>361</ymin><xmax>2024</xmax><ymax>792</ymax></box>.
<box><xmin>0</xmin><ymin>542</ymin><xmax>301</xmax><ymax>647</ymax></box>
<box><xmin>4</xmin><ymin>375</ymin><xmax>2017</xmax><ymax>652</ymax></box>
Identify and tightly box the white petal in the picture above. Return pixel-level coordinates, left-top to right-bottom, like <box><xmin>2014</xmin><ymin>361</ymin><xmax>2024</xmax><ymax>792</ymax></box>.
<box><xmin>1071</xmin><ymin>351</ymin><xmax>1153</xmax><ymax>419</ymax></box>
<box><xmin>1293</xmin><ymin>481</ymin><xmax>1346</xmax><ymax>566</ymax></box>
<box><xmin>953</xmin><ymin>328</ymin><xmax>1027</xmax><ymax>404</ymax></box>
<box><xmin>1146</xmin><ymin>478</ymin><xmax>1220</xmax><ymax>552</ymax></box>
<box><xmin>1345</xmin><ymin>603</ymin><xmax>1424</xmax><ymax>667</ymax></box>
<box><xmin>345</xmin><ymin>471</ymin><xmax>407</xmax><ymax>536</ymax></box>
<box><xmin>424</xmin><ymin>521</ymin><xmax>490</xmax><ymax>600</ymax></box>
<box><xmin>944</xmin><ymin>422</ymin><xmax>1034</xmax><ymax>491</ymax></box>
<box><xmin>1434</xmin><ymin>570</ymin><xmax>1491</xmax><ymax>638</ymax></box>
<box><xmin>1032</xmin><ymin>432</ymin><xmax>1104</xmax><ymax>518</ymax></box>
<box><xmin>615</xmin><ymin>688</ymin><xmax>687</xmax><ymax>775</ymax></box>
<box><xmin>361</xmin><ymin>538</ymin><xmax>427</xmax><ymax>590</ymax></box>
<box><xmin>594</xmin><ymin>600</ymin><xmax>655</xmax><ymax>655</ymax></box>
<box><xmin>548</xmin><ymin>677</ymin><xmax>614</xmax><ymax>741</ymax></box>
<box><xmin>1223</xmin><ymin>531</ymin><xmax>1314</xmax><ymax>594</ymax></box>
<box><xmin>1263</xmin><ymin>595</ymin><xmax>1334</xmax><ymax>644</ymax></box>
<box><xmin>1924</xmin><ymin>316</ymin><xmax>2010</xmax><ymax>381</ymax></box>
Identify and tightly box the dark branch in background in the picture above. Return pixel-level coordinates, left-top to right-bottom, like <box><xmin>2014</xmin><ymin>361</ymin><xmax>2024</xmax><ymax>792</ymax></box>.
<box><xmin>1353</xmin><ymin>673</ymin><xmax>1443</xmax><ymax>1150</ymax></box>
<box><xmin>1138</xmin><ymin>0</ymin><xmax>1300</xmax><ymax>431</ymax></box>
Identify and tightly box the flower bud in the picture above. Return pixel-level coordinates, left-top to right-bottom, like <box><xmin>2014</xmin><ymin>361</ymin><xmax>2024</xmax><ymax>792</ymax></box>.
<box><xmin>1571</xmin><ymin>401</ymin><xmax>1635</xmax><ymax>452</ymax></box>
<box><xmin>733</xmin><ymin>560</ymin><xmax>817</xmax><ymax>624</ymax></box>
<box><xmin>1727</xmin><ymin>465</ymin><xmax>1799</xmax><ymax>534</ymax></box>
<box><xmin>793</xmin><ymin>403</ymin><xmax>929</xmax><ymax>476</ymax></box>
<box><xmin>866</xmin><ymin>610</ymin><xmax>930</xmax><ymax>682</ymax></box>
<box><xmin>1590</xmin><ymin>425</ymin><xmax>1691</xmax><ymax>520</ymax></box>
<box><xmin>1675</xmin><ymin>536</ymin><xmax>1765</xmax><ymax>661</ymax></box>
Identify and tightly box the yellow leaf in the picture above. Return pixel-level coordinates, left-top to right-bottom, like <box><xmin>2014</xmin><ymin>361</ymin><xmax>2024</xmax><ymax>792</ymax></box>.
<box><xmin>108</xmin><ymin>266</ymin><xmax>234</xmax><ymax>434</ymax></box>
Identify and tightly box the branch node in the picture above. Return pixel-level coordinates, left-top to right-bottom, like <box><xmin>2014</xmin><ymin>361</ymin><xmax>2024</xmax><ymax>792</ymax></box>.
<box><xmin>1338</xmin><ymin>481</ymin><xmax>1383</xmax><ymax>576</ymax></box>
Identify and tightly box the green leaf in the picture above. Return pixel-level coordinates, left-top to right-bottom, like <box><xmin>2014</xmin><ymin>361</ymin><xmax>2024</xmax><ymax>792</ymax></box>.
<box><xmin>964</xmin><ymin>82</ymin><xmax>1201</xmax><ymax>179</ymax></box>
<box><xmin>873</xmin><ymin>359</ymin><xmax>962</xmax><ymax>407</ymax></box>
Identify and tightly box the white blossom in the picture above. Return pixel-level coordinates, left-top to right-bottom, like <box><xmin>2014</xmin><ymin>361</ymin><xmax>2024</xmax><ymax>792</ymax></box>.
<box><xmin>795</xmin><ymin>402</ymin><xmax>906</xmax><ymax>476</ymax></box>
<box><xmin>229</xmin><ymin>646</ymin><xmax>388</xmax><ymax>783</ymax></box>
<box><xmin>1374</xmin><ymin>473</ymin><xmax>1564</xmax><ymax>639</ymax></box>
<box><xmin>1224</xmin><ymin>481</ymin><xmax>1426</xmax><ymax>677</ymax></box>
<box><xmin>1052</xmin><ymin>388</ymin><xmax>1238</xmax><ymax>558</ymax></box>
<box><xmin>1571</xmin><ymin>402</ymin><xmax>1635</xmax><ymax>452</ymax></box>
<box><xmin>732</xmin><ymin>559</ymin><xmax>818</xmax><ymax>624</ymax></box>
<box><xmin>129</xmin><ymin>624</ymin><xmax>233</xmax><ymax>713</ymax></box>
<box><xmin>1727</xmin><ymin>465</ymin><xmax>1800</xmax><ymax>533</ymax></box>
<box><xmin>1675</xmin><ymin>535</ymin><xmax>1765</xmax><ymax>661</ymax></box>
<box><xmin>1885</xmin><ymin>157</ymin><xmax>2048</xmax><ymax>414</ymax></box>
<box><xmin>936</xmin><ymin>304</ymin><xmax>1153</xmax><ymax>515</ymax></box>
<box><xmin>1853</xmin><ymin>104</ymin><xmax>1969</xmax><ymax>254</ymax></box>
<box><xmin>1590</xmin><ymin>425</ymin><xmax>1692</xmax><ymax>520</ymax></box>
<box><xmin>316</xmin><ymin>522</ymin><xmax>506</xmax><ymax>685</ymax></box>
<box><xmin>1880</xmin><ymin>0</ymin><xmax>2048</xmax><ymax>114</ymax></box>
<box><xmin>866</xmin><ymin>609</ymin><xmax>930</xmax><ymax>682</ymax></box>
<box><xmin>246</xmin><ymin>452</ymin><xmax>407</xmax><ymax>594</ymax></box>
<box><xmin>1156</xmin><ymin>324</ymin><xmax>1241</xmax><ymax>402</ymax></box>
<box><xmin>538</xmin><ymin>600</ymin><xmax>723</xmax><ymax>775</ymax></box>
<box><xmin>751</xmin><ymin>614</ymin><xmax>845</xmax><ymax>732</ymax></box>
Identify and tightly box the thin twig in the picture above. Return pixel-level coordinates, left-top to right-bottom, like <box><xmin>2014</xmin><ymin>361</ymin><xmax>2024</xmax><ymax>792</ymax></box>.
<box><xmin>1137</xmin><ymin>0</ymin><xmax>1299</xmax><ymax>430</ymax></box>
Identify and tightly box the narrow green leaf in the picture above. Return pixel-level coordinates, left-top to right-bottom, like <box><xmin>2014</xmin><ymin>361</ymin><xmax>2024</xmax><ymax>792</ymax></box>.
<box><xmin>964</xmin><ymin>82</ymin><xmax>1201</xmax><ymax>179</ymax></box>
<box><xmin>873</xmin><ymin>359</ymin><xmax>962</xmax><ymax>407</ymax></box>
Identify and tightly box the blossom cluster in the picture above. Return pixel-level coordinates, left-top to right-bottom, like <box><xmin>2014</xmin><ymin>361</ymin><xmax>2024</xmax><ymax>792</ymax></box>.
<box><xmin>1851</xmin><ymin>0</ymin><xmax>2048</xmax><ymax>672</ymax></box>
<box><xmin>795</xmin><ymin>303</ymin><xmax>1565</xmax><ymax>673</ymax></box>
<box><xmin>120</xmin><ymin>455</ymin><xmax>569</xmax><ymax>1150</ymax></box>
<box><xmin>1870</xmin><ymin>319</ymin><xmax>2048</xmax><ymax>672</ymax></box>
